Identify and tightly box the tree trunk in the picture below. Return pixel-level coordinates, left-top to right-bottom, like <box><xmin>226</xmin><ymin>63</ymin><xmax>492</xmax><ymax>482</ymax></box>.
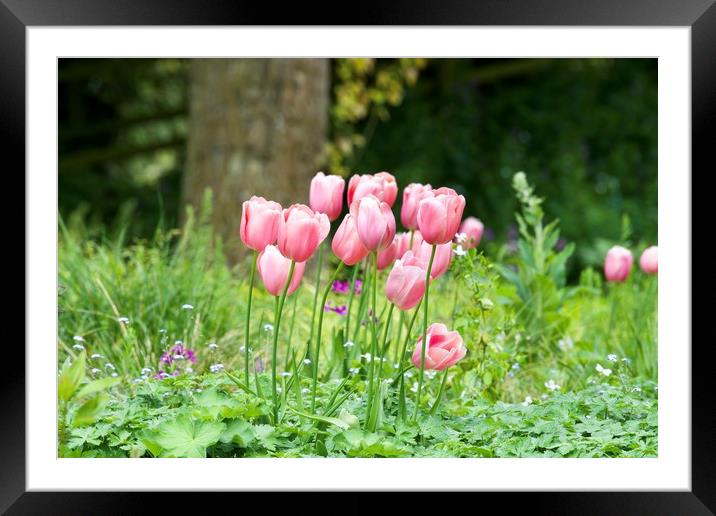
<box><xmin>183</xmin><ymin>58</ymin><xmax>330</xmax><ymax>263</ymax></box>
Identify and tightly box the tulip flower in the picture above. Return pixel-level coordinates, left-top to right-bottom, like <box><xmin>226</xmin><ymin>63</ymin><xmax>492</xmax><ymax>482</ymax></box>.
<box><xmin>376</xmin><ymin>240</ymin><xmax>399</xmax><ymax>271</ymax></box>
<box><xmin>411</xmin><ymin>323</ymin><xmax>466</xmax><ymax>371</ymax></box>
<box><xmin>276</xmin><ymin>204</ymin><xmax>330</xmax><ymax>263</ymax></box>
<box><xmin>604</xmin><ymin>245</ymin><xmax>633</xmax><ymax>282</ymax></box>
<box><xmin>639</xmin><ymin>246</ymin><xmax>658</xmax><ymax>274</ymax></box>
<box><xmin>310</xmin><ymin>172</ymin><xmax>345</xmax><ymax>222</ymax></box>
<box><xmin>457</xmin><ymin>217</ymin><xmax>484</xmax><ymax>249</ymax></box>
<box><xmin>385</xmin><ymin>251</ymin><xmax>428</xmax><ymax>311</ymax></box>
<box><xmin>393</xmin><ymin>232</ymin><xmax>412</xmax><ymax>261</ymax></box>
<box><xmin>240</xmin><ymin>196</ymin><xmax>283</xmax><ymax>252</ymax></box>
<box><xmin>257</xmin><ymin>245</ymin><xmax>306</xmax><ymax>296</ymax></box>
<box><xmin>414</xmin><ymin>240</ymin><xmax>453</xmax><ymax>280</ymax></box>
<box><xmin>332</xmin><ymin>213</ymin><xmax>370</xmax><ymax>265</ymax></box>
<box><xmin>401</xmin><ymin>183</ymin><xmax>433</xmax><ymax>230</ymax></box>
<box><xmin>350</xmin><ymin>195</ymin><xmax>396</xmax><ymax>251</ymax></box>
<box><xmin>417</xmin><ymin>187</ymin><xmax>466</xmax><ymax>245</ymax></box>
<box><xmin>347</xmin><ymin>172</ymin><xmax>399</xmax><ymax>207</ymax></box>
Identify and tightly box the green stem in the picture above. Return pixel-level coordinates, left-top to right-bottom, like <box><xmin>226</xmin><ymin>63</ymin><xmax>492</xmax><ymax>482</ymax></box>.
<box><xmin>344</xmin><ymin>264</ymin><xmax>360</xmax><ymax>346</ymax></box>
<box><xmin>308</xmin><ymin>243</ymin><xmax>324</xmax><ymax>351</ymax></box>
<box><xmin>244</xmin><ymin>251</ymin><xmax>258</xmax><ymax>386</ymax></box>
<box><xmin>271</xmin><ymin>260</ymin><xmax>296</xmax><ymax>424</ymax></box>
<box><xmin>429</xmin><ymin>368</ymin><xmax>449</xmax><ymax>415</ymax></box>
<box><xmin>397</xmin><ymin>300</ymin><xmax>422</xmax><ymax>422</ymax></box>
<box><xmin>285</xmin><ymin>289</ymin><xmax>299</xmax><ymax>372</ymax></box>
<box><xmin>311</xmin><ymin>261</ymin><xmax>345</xmax><ymax>412</ymax></box>
<box><xmin>413</xmin><ymin>244</ymin><xmax>437</xmax><ymax>421</ymax></box>
<box><xmin>376</xmin><ymin>303</ymin><xmax>396</xmax><ymax>387</ymax></box>
<box><xmin>366</xmin><ymin>252</ymin><xmax>380</xmax><ymax>418</ymax></box>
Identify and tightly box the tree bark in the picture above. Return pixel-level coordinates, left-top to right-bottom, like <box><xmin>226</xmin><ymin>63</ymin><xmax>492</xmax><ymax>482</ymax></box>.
<box><xmin>183</xmin><ymin>58</ymin><xmax>330</xmax><ymax>263</ymax></box>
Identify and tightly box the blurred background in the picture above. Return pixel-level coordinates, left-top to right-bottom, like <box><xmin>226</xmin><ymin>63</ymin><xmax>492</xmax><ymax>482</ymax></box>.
<box><xmin>58</xmin><ymin>58</ymin><xmax>657</xmax><ymax>276</ymax></box>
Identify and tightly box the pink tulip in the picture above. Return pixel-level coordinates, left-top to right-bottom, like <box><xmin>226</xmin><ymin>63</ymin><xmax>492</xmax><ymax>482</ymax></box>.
<box><xmin>417</xmin><ymin>187</ymin><xmax>466</xmax><ymax>245</ymax></box>
<box><xmin>401</xmin><ymin>183</ymin><xmax>433</xmax><ymax>230</ymax></box>
<box><xmin>393</xmin><ymin>232</ymin><xmax>412</xmax><ymax>260</ymax></box>
<box><xmin>376</xmin><ymin>238</ymin><xmax>399</xmax><ymax>270</ymax></box>
<box><xmin>411</xmin><ymin>323</ymin><xmax>466</xmax><ymax>370</ymax></box>
<box><xmin>347</xmin><ymin>172</ymin><xmax>399</xmax><ymax>207</ymax></box>
<box><xmin>310</xmin><ymin>172</ymin><xmax>345</xmax><ymax>222</ymax></box>
<box><xmin>350</xmin><ymin>195</ymin><xmax>396</xmax><ymax>251</ymax></box>
<box><xmin>257</xmin><ymin>245</ymin><xmax>306</xmax><ymax>296</ymax></box>
<box><xmin>276</xmin><ymin>204</ymin><xmax>330</xmax><ymax>263</ymax></box>
<box><xmin>458</xmin><ymin>217</ymin><xmax>484</xmax><ymax>249</ymax></box>
<box><xmin>385</xmin><ymin>251</ymin><xmax>428</xmax><ymax>311</ymax></box>
<box><xmin>332</xmin><ymin>213</ymin><xmax>370</xmax><ymax>266</ymax></box>
<box><xmin>604</xmin><ymin>245</ymin><xmax>633</xmax><ymax>282</ymax></box>
<box><xmin>639</xmin><ymin>246</ymin><xmax>658</xmax><ymax>274</ymax></box>
<box><xmin>414</xmin><ymin>240</ymin><xmax>453</xmax><ymax>280</ymax></box>
<box><xmin>240</xmin><ymin>196</ymin><xmax>283</xmax><ymax>252</ymax></box>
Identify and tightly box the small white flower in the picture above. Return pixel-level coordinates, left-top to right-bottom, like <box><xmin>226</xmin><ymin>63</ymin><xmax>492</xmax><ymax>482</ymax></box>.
<box><xmin>558</xmin><ymin>337</ymin><xmax>574</xmax><ymax>350</ymax></box>
<box><xmin>104</xmin><ymin>363</ymin><xmax>115</xmax><ymax>371</ymax></box>
<box><xmin>90</xmin><ymin>368</ymin><xmax>101</xmax><ymax>375</ymax></box>
<box><xmin>393</xmin><ymin>362</ymin><xmax>400</xmax><ymax>369</ymax></box>
<box><xmin>621</xmin><ymin>357</ymin><xmax>630</xmax><ymax>363</ymax></box>
<box><xmin>159</xmin><ymin>328</ymin><xmax>167</xmax><ymax>334</ymax></box>
<box><xmin>511</xmin><ymin>363</ymin><xmax>520</xmax><ymax>371</ymax></box>
<box><xmin>281</xmin><ymin>371</ymin><xmax>292</xmax><ymax>377</ymax></box>
<box><xmin>174</xmin><ymin>340</ymin><xmax>183</xmax><ymax>345</ymax></box>
<box><xmin>361</xmin><ymin>353</ymin><xmax>372</xmax><ymax>361</ymax></box>
<box><xmin>141</xmin><ymin>367</ymin><xmax>152</xmax><ymax>375</ymax></box>
<box><xmin>607</xmin><ymin>354</ymin><xmax>618</xmax><ymax>362</ymax></box>
<box><xmin>455</xmin><ymin>232</ymin><xmax>467</xmax><ymax>244</ymax></box>
<box><xmin>522</xmin><ymin>396</ymin><xmax>533</xmax><ymax>406</ymax></box>
<box><xmin>185</xmin><ymin>367</ymin><xmax>193</xmax><ymax>374</ymax></box>
<box><xmin>181</xmin><ymin>304</ymin><xmax>194</xmax><ymax>310</ymax></box>
<box><xmin>111</xmin><ymin>372</ymin><xmax>118</xmax><ymax>378</ymax></box>
<box><xmin>344</xmin><ymin>341</ymin><xmax>355</xmax><ymax>348</ymax></box>
<box><xmin>303</xmin><ymin>358</ymin><xmax>312</xmax><ymax>365</ymax></box>
<box><xmin>162</xmin><ymin>392</ymin><xmax>171</xmax><ymax>397</ymax></box>
<box><xmin>160</xmin><ymin>372</ymin><xmax>171</xmax><ymax>379</ymax></box>
<box><xmin>72</xmin><ymin>343</ymin><xmax>85</xmax><ymax>351</ymax></box>
<box><xmin>73</xmin><ymin>335</ymin><xmax>85</xmax><ymax>342</ymax></box>
<box><xmin>91</xmin><ymin>353</ymin><xmax>103</xmax><ymax>360</ymax></box>
<box><xmin>632</xmin><ymin>387</ymin><xmax>642</xmax><ymax>392</ymax></box>
<box><xmin>544</xmin><ymin>379</ymin><xmax>561</xmax><ymax>391</ymax></box>
<box><xmin>209</xmin><ymin>363</ymin><xmax>225</xmax><ymax>373</ymax></box>
<box><xmin>349</xmin><ymin>367</ymin><xmax>360</xmax><ymax>375</ymax></box>
<box><xmin>453</xmin><ymin>245</ymin><xmax>467</xmax><ymax>257</ymax></box>
<box><xmin>595</xmin><ymin>364</ymin><xmax>612</xmax><ymax>376</ymax></box>
<box><xmin>208</xmin><ymin>343</ymin><xmax>218</xmax><ymax>350</ymax></box>
<box><xmin>410</xmin><ymin>381</ymin><xmax>419</xmax><ymax>393</ymax></box>
<box><xmin>117</xmin><ymin>317</ymin><xmax>130</xmax><ymax>324</ymax></box>
<box><xmin>263</xmin><ymin>323</ymin><xmax>274</xmax><ymax>332</ymax></box>
<box><xmin>301</xmin><ymin>388</ymin><xmax>310</xmax><ymax>394</ymax></box>
<box><xmin>133</xmin><ymin>378</ymin><xmax>143</xmax><ymax>384</ymax></box>
<box><xmin>173</xmin><ymin>354</ymin><xmax>185</xmax><ymax>360</ymax></box>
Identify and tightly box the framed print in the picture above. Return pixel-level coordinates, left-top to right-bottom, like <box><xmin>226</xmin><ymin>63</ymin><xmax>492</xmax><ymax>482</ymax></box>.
<box><xmin>4</xmin><ymin>0</ymin><xmax>712</xmax><ymax>512</ymax></box>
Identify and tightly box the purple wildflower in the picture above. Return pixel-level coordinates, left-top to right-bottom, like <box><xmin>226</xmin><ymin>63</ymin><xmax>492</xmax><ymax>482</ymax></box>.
<box><xmin>332</xmin><ymin>280</ymin><xmax>350</xmax><ymax>294</ymax></box>
<box><xmin>333</xmin><ymin>305</ymin><xmax>348</xmax><ymax>316</ymax></box>
<box><xmin>354</xmin><ymin>279</ymin><xmax>363</xmax><ymax>295</ymax></box>
<box><xmin>160</xmin><ymin>352</ymin><xmax>173</xmax><ymax>365</ymax></box>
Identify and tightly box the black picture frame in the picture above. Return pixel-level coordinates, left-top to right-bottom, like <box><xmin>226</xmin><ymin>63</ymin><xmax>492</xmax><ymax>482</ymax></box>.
<box><xmin>3</xmin><ymin>0</ymin><xmax>710</xmax><ymax>513</ymax></box>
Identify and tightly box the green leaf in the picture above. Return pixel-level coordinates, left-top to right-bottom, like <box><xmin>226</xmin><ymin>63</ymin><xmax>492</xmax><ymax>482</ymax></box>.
<box><xmin>75</xmin><ymin>376</ymin><xmax>121</xmax><ymax>399</ymax></box>
<box><xmin>59</xmin><ymin>351</ymin><xmax>86</xmax><ymax>402</ymax></box>
<box><xmin>72</xmin><ymin>393</ymin><xmax>108</xmax><ymax>427</ymax></box>
<box><xmin>288</xmin><ymin>407</ymin><xmax>350</xmax><ymax>430</ymax></box>
<box><xmin>220</xmin><ymin>419</ymin><xmax>255</xmax><ymax>447</ymax></box>
<box><xmin>153</xmin><ymin>415</ymin><xmax>225</xmax><ymax>458</ymax></box>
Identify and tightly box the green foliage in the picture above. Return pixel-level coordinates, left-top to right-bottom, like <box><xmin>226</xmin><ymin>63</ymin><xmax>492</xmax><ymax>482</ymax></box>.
<box><xmin>60</xmin><ymin>371</ymin><xmax>656</xmax><ymax>458</ymax></box>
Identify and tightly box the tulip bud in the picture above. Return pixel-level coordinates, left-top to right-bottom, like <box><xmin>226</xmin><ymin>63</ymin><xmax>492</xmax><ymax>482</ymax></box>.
<box><xmin>385</xmin><ymin>251</ymin><xmax>427</xmax><ymax>311</ymax></box>
<box><xmin>309</xmin><ymin>172</ymin><xmax>345</xmax><ymax>222</ymax></box>
<box><xmin>639</xmin><ymin>245</ymin><xmax>658</xmax><ymax>274</ymax></box>
<box><xmin>457</xmin><ymin>217</ymin><xmax>484</xmax><ymax>249</ymax></box>
<box><xmin>350</xmin><ymin>195</ymin><xmax>396</xmax><ymax>251</ymax></box>
<box><xmin>276</xmin><ymin>204</ymin><xmax>330</xmax><ymax>263</ymax></box>
<box><xmin>240</xmin><ymin>196</ymin><xmax>283</xmax><ymax>252</ymax></box>
<box><xmin>332</xmin><ymin>214</ymin><xmax>370</xmax><ymax>266</ymax></box>
<box><xmin>417</xmin><ymin>187</ymin><xmax>466</xmax><ymax>245</ymax></box>
<box><xmin>401</xmin><ymin>183</ymin><xmax>433</xmax><ymax>230</ymax></box>
<box><xmin>604</xmin><ymin>245</ymin><xmax>633</xmax><ymax>282</ymax></box>
<box><xmin>257</xmin><ymin>245</ymin><xmax>306</xmax><ymax>296</ymax></box>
